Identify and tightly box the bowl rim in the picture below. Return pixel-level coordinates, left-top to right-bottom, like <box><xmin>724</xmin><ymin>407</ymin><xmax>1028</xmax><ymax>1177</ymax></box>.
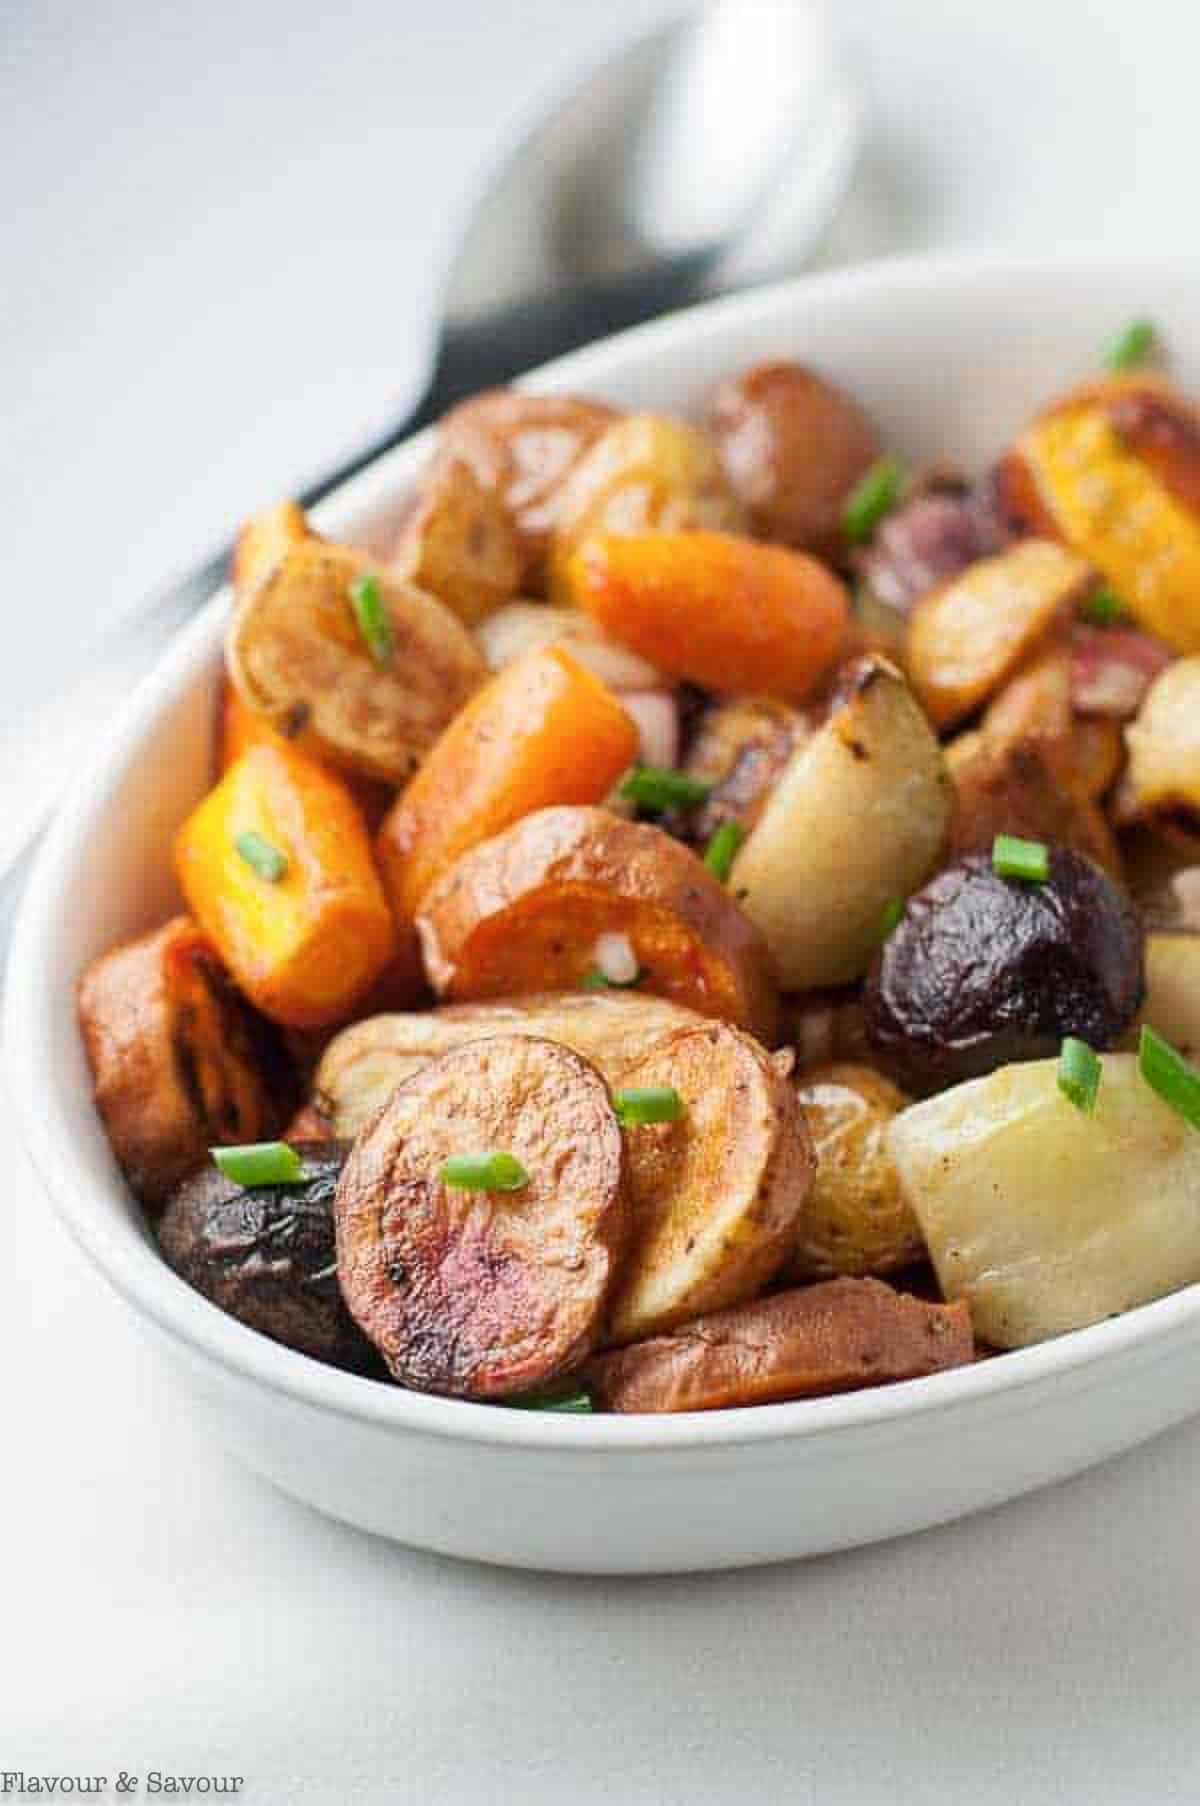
<box><xmin>9</xmin><ymin>245</ymin><xmax>1200</xmax><ymax>1455</ymax></box>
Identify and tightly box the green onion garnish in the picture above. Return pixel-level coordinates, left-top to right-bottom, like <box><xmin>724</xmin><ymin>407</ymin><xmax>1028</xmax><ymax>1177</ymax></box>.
<box><xmin>1082</xmin><ymin>585</ymin><xmax>1127</xmax><ymax>625</ymax></box>
<box><xmin>613</xmin><ymin>1085</ymin><xmax>684</xmax><ymax>1127</ymax></box>
<box><xmin>212</xmin><ymin>1141</ymin><xmax>305</xmax><ymax>1186</ymax></box>
<box><xmin>878</xmin><ymin>895</ymin><xmax>904</xmax><ymax>941</ymax></box>
<box><xmin>841</xmin><ymin>455</ymin><xmax>905</xmax><ymax>544</ymax></box>
<box><xmin>1057</xmin><ymin>1037</ymin><xmax>1102</xmax><ymax>1114</ymax></box>
<box><xmin>234</xmin><ymin>830</ymin><xmax>288</xmax><ymax>882</ymax></box>
<box><xmin>1138</xmin><ymin>1025</ymin><xmax>1200</xmax><ymax>1130</ymax></box>
<box><xmin>505</xmin><ymin>1388</ymin><xmax>594</xmax><ymax>1413</ymax></box>
<box><xmin>618</xmin><ymin>765</ymin><xmax>712</xmax><ymax>812</ymax></box>
<box><xmin>580</xmin><ymin>966</ymin><xmax>643</xmax><ymax>991</ymax></box>
<box><xmin>992</xmin><ymin>833</ymin><xmax>1050</xmax><ymax>883</ymax></box>
<box><xmin>349</xmin><ymin>572</ymin><xmax>395</xmax><ymax>667</ymax></box>
<box><xmin>703</xmin><ymin>819</ymin><xmax>744</xmax><ymax>881</ymax></box>
<box><xmin>1103</xmin><ymin>318</ymin><xmax>1156</xmax><ymax>373</ymax></box>
<box><xmin>440</xmin><ymin>1152</ymin><xmax>529</xmax><ymax>1191</ymax></box>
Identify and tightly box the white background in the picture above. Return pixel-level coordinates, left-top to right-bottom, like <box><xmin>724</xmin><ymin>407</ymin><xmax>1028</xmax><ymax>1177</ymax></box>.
<box><xmin>5</xmin><ymin>2</ymin><xmax>1200</xmax><ymax>1800</ymax></box>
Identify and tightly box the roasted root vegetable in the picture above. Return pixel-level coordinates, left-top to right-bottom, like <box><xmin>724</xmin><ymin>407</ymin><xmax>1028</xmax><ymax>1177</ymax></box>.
<box><xmin>707</xmin><ymin>360</ymin><xmax>880</xmax><ymax>555</ymax></box>
<box><xmin>1116</xmin><ymin>656</ymin><xmax>1200</xmax><ymax>832</ymax></box>
<box><xmin>231</xmin><ymin>498</ymin><xmax>312</xmax><ymax>596</ymax></box>
<box><xmin>218</xmin><ymin>678</ymin><xmax>393</xmax><ymax>831</ymax></box>
<box><xmin>996</xmin><ymin>375</ymin><xmax>1200</xmax><ymax>650</ymax></box>
<box><xmin>78</xmin><ymin>916</ymin><xmax>290</xmax><ymax>1207</ymax></box>
<box><xmin>1138</xmin><ymin>934</ymin><xmax>1200</xmax><ymax>1060</ymax></box>
<box><xmin>334</xmin><ymin>1037</ymin><xmax>630</xmax><ymax>1396</ymax></box>
<box><xmin>728</xmin><ymin>658</ymin><xmax>952</xmax><ymax>990</ymax></box>
<box><xmin>888</xmin><ymin>1055</ymin><xmax>1200</xmax><ymax>1348</ymax></box>
<box><xmin>945</xmin><ymin>728</ymin><xmax>1122</xmax><ymax>879</ymax></box>
<box><xmin>389</xmin><ymin>454</ymin><xmax>523</xmax><ymax>625</ymax></box>
<box><xmin>856</xmin><ymin>481</ymin><xmax>1008</xmax><ymax>612</ymax></box>
<box><xmin>566</xmin><ymin>529</ymin><xmax>849</xmax><ymax>702</ymax></box>
<box><xmin>174</xmin><ymin>742</ymin><xmax>395</xmax><ymax>1029</ymax></box>
<box><xmin>546</xmin><ymin>412</ymin><xmax>744</xmax><ymax>601</ymax></box>
<box><xmin>607</xmin><ymin>1022</ymin><xmax>815</xmax><ymax>1343</ymax></box>
<box><xmin>376</xmin><ymin>646</ymin><xmax>638</xmax><ymax>933</ymax></box>
<box><xmin>308</xmin><ymin>991</ymin><xmax>703</xmax><ymax>1139</ymax></box>
<box><xmin>588</xmin><ymin>1279</ymin><xmax>973</xmax><ymax>1412</ymax></box>
<box><xmin>435</xmin><ymin>388</ymin><xmax>618</xmax><ymax>586</ymax></box>
<box><xmin>158</xmin><ymin>1144</ymin><xmax>377</xmax><ymax>1370</ymax></box>
<box><xmin>476</xmin><ymin>600</ymin><xmax>664</xmax><ymax>693</ymax></box>
<box><xmin>680</xmin><ymin>696</ymin><xmax>808</xmax><ymax>843</ymax></box>
<box><xmin>864</xmin><ymin>850</ymin><xmax>1144</xmax><ymax>1090</ymax></box>
<box><xmin>905</xmin><ymin>539</ymin><xmax>1092</xmax><ymax>729</ymax></box>
<box><xmin>226</xmin><ymin>538</ymin><xmax>485</xmax><ymax>784</ymax></box>
<box><xmin>416</xmin><ymin>804</ymin><xmax>780</xmax><ymax>1043</ymax></box>
<box><xmin>789</xmin><ymin>1064</ymin><xmax>922</xmax><ymax>1279</ymax></box>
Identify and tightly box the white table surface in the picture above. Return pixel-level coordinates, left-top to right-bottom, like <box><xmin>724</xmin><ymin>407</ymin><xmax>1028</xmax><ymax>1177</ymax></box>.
<box><xmin>5</xmin><ymin>2</ymin><xmax>1200</xmax><ymax>1800</ymax></box>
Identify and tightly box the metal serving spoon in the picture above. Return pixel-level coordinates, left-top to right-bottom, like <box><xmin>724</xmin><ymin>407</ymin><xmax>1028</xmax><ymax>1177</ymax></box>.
<box><xmin>0</xmin><ymin>0</ymin><xmax>860</xmax><ymax>896</ymax></box>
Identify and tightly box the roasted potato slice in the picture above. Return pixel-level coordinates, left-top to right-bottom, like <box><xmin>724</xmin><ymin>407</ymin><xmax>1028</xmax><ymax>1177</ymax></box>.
<box><xmin>728</xmin><ymin>658</ymin><xmax>952</xmax><ymax>990</ymax></box>
<box><xmin>1116</xmin><ymin>657</ymin><xmax>1200</xmax><ymax>831</ymax></box>
<box><xmin>905</xmin><ymin>539</ymin><xmax>1092</xmax><ymax>730</ymax></box>
<box><xmin>707</xmin><ymin>359</ymin><xmax>879</xmax><ymax>555</ymax></box>
<box><xmin>78</xmin><ymin>916</ymin><xmax>291</xmax><ymax>1208</ymax></box>
<box><xmin>788</xmin><ymin>1064</ymin><xmax>922</xmax><ymax>1280</ymax></box>
<box><xmin>417</xmin><ymin>805</ymin><xmax>780</xmax><ymax>1043</ymax></box>
<box><xmin>588</xmin><ymin>1280</ymin><xmax>973</xmax><ymax>1413</ymax></box>
<box><xmin>996</xmin><ymin>375</ymin><xmax>1200</xmax><ymax>651</ymax></box>
<box><xmin>681</xmin><ymin>695</ymin><xmax>808</xmax><ymax>843</ymax></box>
<box><xmin>226</xmin><ymin>539</ymin><xmax>485</xmax><ymax>784</ymax></box>
<box><xmin>607</xmin><ymin>1022</ymin><xmax>815</xmax><ymax>1343</ymax></box>
<box><xmin>231</xmin><ymin>498</ymin><xmax>313</xmax><ymax>596</ymax></box>
<box><xmin>389</xmin><ymin>454</ymin><xmax>523</xmax><ymax>625</ymax></box>
<box><xmin>889</xmin><ymin>1054</ymin><xmax>1200</xmax><ymax>1348</ymax></box>
<box><xmin>334</xmin><ymin>1037</ymin><xmax>630</xmax><ymax>1396</ymax></box>
<box><xmin>546</xmin><ymin>413</ymin><xmax>745</xmax><ymax>601</ymax></box>
<box><xmin>946</xmin><ymin>730</ymin><xmax>1122</xmax><ymax>879</ymax></box>
<box><xmin>310</xmin><ymin>991</ymin><xmax>703</xmax><ymax>1139</ymax></box>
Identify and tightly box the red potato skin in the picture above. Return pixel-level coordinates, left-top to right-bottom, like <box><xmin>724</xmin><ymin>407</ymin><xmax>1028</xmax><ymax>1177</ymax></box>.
<box><xmin>588</xmin><ymin>1279</ymin><xmax>974</xmax><ymax>1412</ymax></box>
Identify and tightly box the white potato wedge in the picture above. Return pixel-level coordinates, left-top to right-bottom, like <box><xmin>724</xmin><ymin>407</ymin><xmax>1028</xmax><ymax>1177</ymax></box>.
<box><xmin>888</xmin><ymin>1054</ymin><xmax>1200</xmax><ymax>1348</ymax></box>
<box><xmin>226</xmin><ymin>539</ymin><xmax>485</xmax><ymax>784</ymax></box>
<box><xmin>312</xmin><ymin>991</ymin><xmax>703</xmax><ymax>1138</ymax></box>
<box><xmin>728</xmin><ymin>658</ymin><xmax>952</xmax><ymax>990</ymax></box>
<box><xmin>607</xmin><ymin>1021</ymin><xmax>815</xmax><ymax>1344</ymax></box>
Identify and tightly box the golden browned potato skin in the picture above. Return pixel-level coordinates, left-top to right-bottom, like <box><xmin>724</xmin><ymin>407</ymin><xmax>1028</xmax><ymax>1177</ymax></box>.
<box><xmin>231</xmin><ymin>499</ymin><xmax>313</xmax><ymax>597</ymax></box>
<box><xmin>946</xmin><ymin>732</ymin><xmax>1122</xmax><ymax>880</ymax></box>
<box><xmin>389</xmin><ymin>454</ymin><xmax>523</xmax><ymax>625</ymax></box>
<box><xmin>334</xmin><ymin>1037</ymin><xmax>630</xmax><ymax>1397</ymax></box>
<box><xmin>436</xmin><ymin>389</ymin><xmax>618</xmax><ymax>588</ymax></box>
<box><xmin>788</xmin><ymin>1063</ymin><xmax>922</xmax><ymax>1280</ymax></box>
<box><xmin>78</xmin><ymin>917</ymin><xmax>289</xmax><ymax>1208</ymax></box>
<box><xmin>587</xmin><ymin>1279</ymin><xmax>974</xmax><ymax>1413</ymax></box>
<box><xmin>707</xmin><ymin>360</ymin><xmax>879</xmax><ymax>556</ymax></box>
<box><xmin>681</xmin><ymin>696</ymin><xmax>809</xmax><ymax>843</ymax></box>
<box><xmin>416</xmin><ymin>805</ymin><xmax>780</xmax><ymax>1045</ymax></box>
<box><xmin>607</xmin><ymin>1022</ymin><xmax>816</xmax><ymax>1343</ymax></box>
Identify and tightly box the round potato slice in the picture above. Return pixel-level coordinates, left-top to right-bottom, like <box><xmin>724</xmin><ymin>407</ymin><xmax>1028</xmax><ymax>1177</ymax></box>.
<box><xmin>607</xmin><ymin>1021</ymin><xmax>815</xmax><ymax>1344</ymax></box>
<box><xmin>789</xmin><ymin>1063</ymin><xmax>923</xmax><ymax>1279</ymax></box>
<box><xmin>390</xmin><ymin>454</ymin><xmax>523</xmax><ymax>626</ymax></box>
<box><xmin>226</xmin><ymin>539</ymin><xmax>485</xmax><ymax>784</ymax></box>
<box><xmin>312</xmin><ymin>991</ymin><xmax>703</xmax><ymax>1139</ymax></box>
<box><xmin>416</xmin><ymin>805</ymin><xmax>780</xmax><ymax>1044</ymax></box>
<box><xmin>334</xmin><ymin>1037</ymin><xmax>630</xmax><ymax>1397</ymax></box>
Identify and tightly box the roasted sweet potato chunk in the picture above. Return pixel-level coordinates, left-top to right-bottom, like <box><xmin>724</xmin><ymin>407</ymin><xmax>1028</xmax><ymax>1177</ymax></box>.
<box><xmin>335</xmin><ymin>1037</ymin><xmax>630</xmax><ymax>1396</ymax></box>
<box><xmin>588</xmin><ymin>1279</ymin><xmax>973</xmax><ymax>1413</ymax></box>
<box><xmin>78</xmin><ymin>916</ymin><xmax>291</xmax><ymax>1208</ymax></box>
<box><xmin>416</xmin><ymin>805</ymin><xmax>780</xmax><ymax>1043</ymax></box>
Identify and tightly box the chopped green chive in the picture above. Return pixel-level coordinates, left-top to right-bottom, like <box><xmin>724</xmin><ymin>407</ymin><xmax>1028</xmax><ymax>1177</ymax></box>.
<box><xmin>349</xmin><ymin>572</ymin><xmax>394</xmax><ymax>667</ymax></box>
<box><xmin>703</xmin><ymin>819</ymin><xmax>744</xmax><ymax>881</ymax></box>
<box><xmin>878</xmin><ymin>895</ymin><xmax>904</xmax><ymax>941</ymax></box>
<box><xmin>1057</xmin><ymin>1037</ymin><xmax>1102</xmax><ymax>1114</ymax></box>
<box><xmin>234</xmin><ymin>830</ymin><xmax>288</xmax><ymax>882</ymax></box>
<box><xmin>1082</xmin><ymin>585</ymin><xmax>1127</xmax><ymax>625</ymax></box>
<box><xmin>581</xmin><ymin>965</ymin><xmax>643</xmax><ymax>991</ymax></box>
<box><xmin>841</xmin><ymin>455</ymin><xmax>905</xmax><ymax>544</ymax></box>
<box><xmin>440</xmin><ymin>1151</ymin><xmax>529</xmax><ymax>1191</ymax></box>
<box><xmin>618</xmin><ymin>765</ymin><xmax>712</xmax><ymax>812</ymax></box>
<box><xmin>613</xmin><ymin>1085</ymin><xmax>685</xmax><ymax>1127</ymax></box>
<box><xmin>992</xmin><ymin>833</ymin><xmax>1050</xmax><ymax>883</ymax></box>
<box><xmin>212</xmin><ymin>1141</ymin><xmax>305</xmax><ymax>1186</ymax></box>
<box><xmin>505</xmin><ymin>1388</ymin><xmax>594</xmax><ymax>1413</ymax></box>
<box><xmin>1103</xmin><ymin>318</ymin><xmax>1156</xmax><ymax>373</ymax></box>
<box><xmin>1138</xmin><ymin>1025</ymin><xmax>1200</xmax><ymax>1130</ymax></box>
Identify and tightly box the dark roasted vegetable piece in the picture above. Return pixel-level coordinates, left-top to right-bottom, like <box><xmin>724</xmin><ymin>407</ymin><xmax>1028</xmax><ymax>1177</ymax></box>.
<box><xmin>863</xmin><ymin>849</ymin><xmax>1144</xmax><ymax>1089</ymax></box>
<box><xmin>587</xmin><ymin>1279</ymin><xmax>973</xmax><ymax>1413</ymax></box>
<box><xmin>855</xmin><ymin>482</ymin><xmax>1009</xmax><ymax>613</ymax></box>
<box><xmin>157</xmin><ymin>1144</ymin><xmax>377</xmax><ymax>1370</ymax></box>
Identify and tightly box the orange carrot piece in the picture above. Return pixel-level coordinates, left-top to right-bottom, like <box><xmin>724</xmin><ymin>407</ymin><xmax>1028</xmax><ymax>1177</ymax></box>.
<box><xmin>376</xmin><ymin>643</ymin><xmax>637</xmax><ymax>926</ymax></box>
<box><xmin>565</xmin><ymin>529</ymin><xmax>849</xmax><ymax>700</ymax></box>
<box><xmin>175</xmin><ymin>742</ymin><xmax>395</xmax><ymax>1030</ymax></box>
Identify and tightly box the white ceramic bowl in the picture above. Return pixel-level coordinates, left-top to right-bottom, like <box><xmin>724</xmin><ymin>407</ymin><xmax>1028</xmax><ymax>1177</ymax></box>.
<box><xmin>9</xmin><ymin>251</ymin><xmax>1200</xmax><ymax>1574</ymax></box>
